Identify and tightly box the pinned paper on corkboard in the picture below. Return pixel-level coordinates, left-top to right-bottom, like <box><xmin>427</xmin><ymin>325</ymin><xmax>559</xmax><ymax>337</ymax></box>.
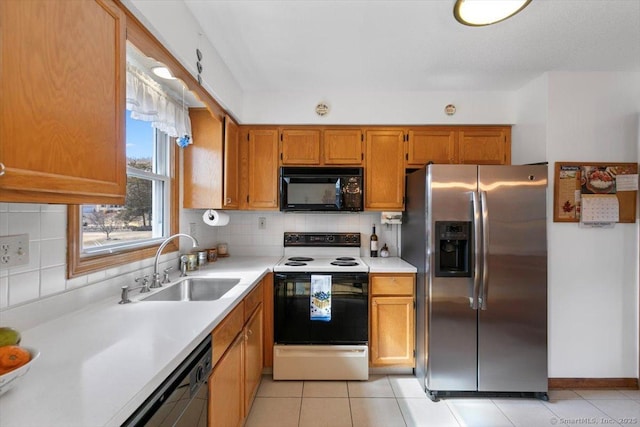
<box><xmin>553</xmin><ymin>162</ymin><xmax>638</xmax><ymax>223</ymax></box>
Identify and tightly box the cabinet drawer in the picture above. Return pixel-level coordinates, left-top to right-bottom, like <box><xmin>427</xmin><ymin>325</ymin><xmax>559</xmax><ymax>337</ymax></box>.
<box><xmin>371</xmin><ymin>275</ymin><xmax>414</xmax><ymax>296</ymax></box>
<box><xmin>244</xmin><ymin>280</ymin><xmax>264</xmax><ymax>321</ymax></box>
<box><xmin>212</xmin><ymin>303</ymin><xmax>244</xmax><ymax>366</ymax></box>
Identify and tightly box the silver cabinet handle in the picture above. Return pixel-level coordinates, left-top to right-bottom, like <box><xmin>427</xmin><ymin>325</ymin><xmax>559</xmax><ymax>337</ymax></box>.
<box><xmin>0</xmin><ymin>163</ymin><xmax>5</xmax><ymax>176</ymax></box>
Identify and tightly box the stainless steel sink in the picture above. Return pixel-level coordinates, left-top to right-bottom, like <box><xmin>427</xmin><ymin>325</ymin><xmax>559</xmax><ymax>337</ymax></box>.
<box><xmin>142</xmin><ymin>278</ymin><xmax>240</xmax><ymax>302</ymax></box>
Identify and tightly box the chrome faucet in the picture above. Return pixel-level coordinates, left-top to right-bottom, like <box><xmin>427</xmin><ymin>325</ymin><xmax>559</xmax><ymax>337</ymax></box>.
<box><xmin>152</xmin><ymin>233</ymin><xmax>199</xmax><ymax>288</ymax></box>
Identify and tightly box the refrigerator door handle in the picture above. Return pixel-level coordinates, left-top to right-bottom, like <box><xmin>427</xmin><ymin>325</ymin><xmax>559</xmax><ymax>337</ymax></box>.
<box><xmin>471</xmin><ymin>191</ymin><xmax>481</xmax><ymax>310</ymax></box>
<box><xmin>480</xmin><ymin>190</ymin><xmax>489</xmax><ymax>310</ymax></box>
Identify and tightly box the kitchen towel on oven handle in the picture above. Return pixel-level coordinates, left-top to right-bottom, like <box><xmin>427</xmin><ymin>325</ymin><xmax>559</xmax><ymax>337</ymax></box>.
<box><xmin>310</xmin><ymin>275</ymin><xmax>331</xmax><ymax>322</ymax></box>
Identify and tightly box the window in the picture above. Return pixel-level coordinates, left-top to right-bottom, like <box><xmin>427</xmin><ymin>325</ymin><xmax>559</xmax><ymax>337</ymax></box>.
<box><xmin>67</xmin><ymin>112</ymin><xmax>179</xmax><ymax>278</ymax></box>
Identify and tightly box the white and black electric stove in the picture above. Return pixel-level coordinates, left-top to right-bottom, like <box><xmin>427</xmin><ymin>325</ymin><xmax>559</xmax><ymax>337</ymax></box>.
<box><xmin>274</xmin><ymin>232</ymin><xmax>368</xmax><ymax>273</ymax></box>
<box><xmin>273</xmin><ymin>232</ymin><xmax>370</xmax><ymax>381</ymax></box>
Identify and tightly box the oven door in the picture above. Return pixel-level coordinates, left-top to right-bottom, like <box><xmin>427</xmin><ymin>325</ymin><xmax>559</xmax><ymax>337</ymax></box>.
<box><xmin>274</xmin><ymin>272</ymin><xmax>368</xmax><ymax>344</ymax></box>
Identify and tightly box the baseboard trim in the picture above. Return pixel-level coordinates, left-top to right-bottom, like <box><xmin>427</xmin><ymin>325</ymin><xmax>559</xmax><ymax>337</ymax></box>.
<box><xmin>549</xmin><ymin>378</ymin><xmax>639</xmax><ymax>390</ymax></box>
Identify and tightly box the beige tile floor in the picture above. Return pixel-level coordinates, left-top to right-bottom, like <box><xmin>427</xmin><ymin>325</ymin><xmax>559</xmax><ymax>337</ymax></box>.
<box><xmin>245</xmin><ymin>374</ymin><xmax>640</xmax><ymax>427</ymax></box>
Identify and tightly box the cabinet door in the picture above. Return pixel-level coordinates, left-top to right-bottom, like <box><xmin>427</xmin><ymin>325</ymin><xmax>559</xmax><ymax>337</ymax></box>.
<box><xmin>406</xmin><ymin>129</ymin><xmax>456</xmax><ymax>167</ymax></box>
<box><xmin>224</xmin><ymin>116</ymin><xmax>240</xmax><ymax>209</ymax></box>
<box><xmin>281</xmin><ymin>129</ymin><xmax>321</xmax><ymax>165</ymax></box>
<box><xmin>184</xmin><ymin>109</ymin><xmax>224</xmax><ymax>209</ymax></box>
<box><xmin>0</xmin><ymin>0</ymin><xmax>126</xmax><ymax>204</ymax></box>
<box><xmin>247</xmin><ymin>129</ymin><xmax>279</xmax><ymax>209</ymax></box>
<box><xmin>209</xmin><ymin>332</ymin><xmax>244</xmax><ymax>427</ymax></box>
<box><xmin>365</xmin><ymin>130</ymin><xmax>405</xmax><ymax>210</ymax></box>
<box><xmin>244</xmin><ymin>304</ymin><xmax>264</xmax><ymax>415</ymax></box>
<box><xmin>458</xmin><ymin>127</ymin><xmax>510</xmax><ymax>165</ymax></box>
<box><xmin>323</xmin><ymin>129</ymin><xmax>363</xmax><ymax>165</ymax></box>
<box><xmin>370</xmin><ymin>296</ymin><xmax>415</xmax><ymax>367</ymax></box>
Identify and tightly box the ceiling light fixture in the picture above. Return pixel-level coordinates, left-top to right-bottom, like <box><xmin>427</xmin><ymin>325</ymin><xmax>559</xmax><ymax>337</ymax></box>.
<box><xmin>454</xmin><ymin>0</ymin><xmax>532</xmax><ymax>26</ymax></box>
<box><xmin>151</xmin><ymin>66</ymin><xmax>176</xmax><ymax>80</ymax></box>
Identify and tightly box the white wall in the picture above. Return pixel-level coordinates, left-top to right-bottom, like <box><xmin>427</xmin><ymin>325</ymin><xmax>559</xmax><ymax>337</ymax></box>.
<box><xmin>511</xmin><ymin>74</ymin><xmax>548</xmax><ymax>165</ymax></box>
<box><xmin>537</xmin><ymin>72</ymin><xmax>640</xmax><ymax>378</ymax></box>
<box><xmin>241</xmin><ymin>90</ymin><xmax>515</xmax><ymax>125</ymax></box>
<box><xmin>122</xmin><ymin>0</ymin><xmax>244</xmax><ymax>116</ymax></box>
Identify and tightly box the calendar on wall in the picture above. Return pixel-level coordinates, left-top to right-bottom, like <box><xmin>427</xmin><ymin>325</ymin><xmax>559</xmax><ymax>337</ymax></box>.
<box><xmin>553</xmin><ymin>162</ymin><xmax>638</xmax><ymax>223</ymax></box>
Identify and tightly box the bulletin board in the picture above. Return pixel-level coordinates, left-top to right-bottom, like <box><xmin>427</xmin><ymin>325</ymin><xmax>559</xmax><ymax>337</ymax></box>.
<box><xmin>553</xmin><ymin>162</ymin><xmax>638</xmax><ymax>223</ymax></box>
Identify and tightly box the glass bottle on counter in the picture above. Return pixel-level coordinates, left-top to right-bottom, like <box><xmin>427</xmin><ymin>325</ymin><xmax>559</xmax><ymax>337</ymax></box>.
<box><xmin>370</xmin><ymin>224</ymin><xmax>378</xmax><ymax>257</ymax></box>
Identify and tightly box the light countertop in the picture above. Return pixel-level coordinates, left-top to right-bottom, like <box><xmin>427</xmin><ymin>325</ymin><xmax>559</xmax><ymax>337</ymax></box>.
<box><xmin>0</xmin><ymin>257</ymin><xmax>280</xmax><ymax>427</ymax></box>
<box><xmin>0</xmin><ymin>255</ymin><xmax>416</xmax><ymax>426</ymax></box>
<box><xmin>363</xmin><ymin>257</ymin><xmax>417</xmax><ymax>273</ymax></box>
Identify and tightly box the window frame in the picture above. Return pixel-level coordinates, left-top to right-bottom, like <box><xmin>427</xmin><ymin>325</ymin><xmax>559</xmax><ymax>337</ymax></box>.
<box><xmin>67</xmin><ymin>140</ymin><xmax>179</xmax><ymax>279</ymax></box>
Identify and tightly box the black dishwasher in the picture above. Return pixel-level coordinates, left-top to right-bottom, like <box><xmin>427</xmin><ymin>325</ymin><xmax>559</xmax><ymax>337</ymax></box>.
<box><xmin>122</xmin><ymin>335</ymin><xmax>212</xmax><ymax>427</ymax></box>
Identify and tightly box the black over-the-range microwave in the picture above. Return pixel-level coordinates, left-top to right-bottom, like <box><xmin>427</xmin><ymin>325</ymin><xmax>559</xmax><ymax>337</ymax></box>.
<box><xmin>280</xmin><ymin>167</ymin><xmax>363</xmax><ymax>212</ymax></box>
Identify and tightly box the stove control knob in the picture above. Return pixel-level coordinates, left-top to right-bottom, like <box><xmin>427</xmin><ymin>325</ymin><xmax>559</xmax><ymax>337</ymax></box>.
<box><xmin>327</xmin><ymin>235</ymin><xmax>335</xmax><ymax>242</ymax></box>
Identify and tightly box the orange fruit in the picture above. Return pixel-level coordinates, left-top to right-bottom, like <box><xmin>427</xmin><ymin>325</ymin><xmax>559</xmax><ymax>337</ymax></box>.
<box><xmin>0</xmin><ymin>345</ymin><xmax>31</xmax><ymax>375</ymax></box>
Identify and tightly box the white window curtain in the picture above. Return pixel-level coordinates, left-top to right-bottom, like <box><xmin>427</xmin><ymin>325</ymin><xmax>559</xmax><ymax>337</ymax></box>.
<box><xmin>126</xmin><ymin>63</ymin><xmax>192</xmax><ymax>144</ymax></box>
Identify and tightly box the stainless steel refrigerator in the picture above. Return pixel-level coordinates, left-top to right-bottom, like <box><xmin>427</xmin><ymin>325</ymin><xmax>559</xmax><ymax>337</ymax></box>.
<box><xmin>402</xmin><ymin>164</ymin><xmax>548</xmax><ymax>401</ymax></box>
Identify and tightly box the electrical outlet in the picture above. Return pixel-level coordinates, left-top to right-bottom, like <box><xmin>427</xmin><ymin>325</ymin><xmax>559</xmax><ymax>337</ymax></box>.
<box><xmin>258</xmin><ymin>217</ymin><xmax>266</xmax><ymax>230</ymax></box>
<box><xmin>0</xmin><ymin>234</ymin><xmax>29</xmax><ymax>268</ymax></box>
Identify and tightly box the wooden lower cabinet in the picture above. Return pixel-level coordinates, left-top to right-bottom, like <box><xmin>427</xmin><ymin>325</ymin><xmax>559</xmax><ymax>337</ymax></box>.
<box><xmin>209</xmin><ymin>332</ymin><xmax>244</xmax><ymax>427</ymax></box>
<box><xmin>369</xmin><ymin>274</ymin><xmax>416</xmax><ymax>367</ymax></box>
<box><xmin>208</xmin><ymin>278</ymin><xmax>265</xmax><ymax>427</ymax></box>
<box><xmin>244</xmin><ymin>304</ymin><xmax>263</xmax><ymax>414</ymax></box>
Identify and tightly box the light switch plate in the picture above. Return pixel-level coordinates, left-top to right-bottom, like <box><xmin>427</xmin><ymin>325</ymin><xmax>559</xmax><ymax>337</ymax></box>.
<box><xmin>0</xmin><ymin>234</ymin><xmax>29</xmax><ymax>268</ymax></box>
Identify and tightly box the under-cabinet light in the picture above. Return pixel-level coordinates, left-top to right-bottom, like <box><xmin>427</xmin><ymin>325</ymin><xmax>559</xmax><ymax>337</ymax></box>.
<box><xmin>151</xmin><ymin>66</ymin><xmax>176</xmax><ymax>80</ymax></box>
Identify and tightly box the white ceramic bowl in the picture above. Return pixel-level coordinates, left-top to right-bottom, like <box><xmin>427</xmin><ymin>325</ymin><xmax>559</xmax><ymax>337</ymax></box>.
<box><xmin>0</xmin><ymin>347</ymin><xmax>40</xmax><ymax>397</ymax></box>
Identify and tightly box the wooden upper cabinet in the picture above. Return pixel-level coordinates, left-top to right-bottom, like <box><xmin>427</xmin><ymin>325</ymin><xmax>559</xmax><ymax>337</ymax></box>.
<box><xmin>323</xmin><ymin>129</ymin><xmax>363</xmax><ymax>166</ymax></box>
<box><xmin>458</xmin><ymin>127</ymin><xmax>511</xmax><ymax>165</ymax></box>
<box><xmin>406</xmin><ymin>128</ymin><xmax>457</xmax><ymax>167</ymax></box>
<box><xmin>183</xmin><ymin>108</ymin><xmax>224</xmax><ymax>209</ymax></box>
<box><xmin>280</xmin><ymin>129</ymin><xmax>321</xmax><ymax>165</ymax></box>
<box><xmin>365</xmin><ymin>130</ymin><xmax>405</xmax><ymax>210</ymax></box>
<box><xmin>224</xmin><ymin>116</ymin><xmax>240</xmax><ymax>209</ymax></box>
<box><xmin>0</xmin><ymin>0</ymin><xmax>126</xmax><ymax>204</ymax></box>
<box><xmin>244</xmin><ymin>129</ymin><xmax>279</xmax><ymax>209</ymax></box>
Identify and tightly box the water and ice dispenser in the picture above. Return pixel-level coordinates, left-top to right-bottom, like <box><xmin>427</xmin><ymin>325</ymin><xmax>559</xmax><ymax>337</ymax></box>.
<box><xmin>435</xmin><ymin>221</ymin><xmax>471</xmax><ymax>277</ymax></box>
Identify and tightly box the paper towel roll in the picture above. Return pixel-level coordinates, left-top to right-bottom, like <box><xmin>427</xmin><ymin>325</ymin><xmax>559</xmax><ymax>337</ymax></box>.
<box><xmin>203</xmin><ymin>209</ymin><xmax>230</xmax><ymax>226</ymax></box>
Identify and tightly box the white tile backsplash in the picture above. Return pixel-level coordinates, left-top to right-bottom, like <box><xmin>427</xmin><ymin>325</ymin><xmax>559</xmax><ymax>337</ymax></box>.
<box><xmin>0</xmin><ymin>276</ymin><xmax>8</xmax><ymax>309</ymax></box>
<box><xmin>0</xmin><ymin>204</ymin><xmax>403</xmax><ymax>313</ymax></box>
<box><xmin>40</xmin><ymin>211</ymin><xmax>66</xmax><ymax>239</ymax></box>
<box><xmin>40</xmin><ymin>266</ymin><xmax>67</xmax><ymax>297</ymax></box>
<box><xmin>209</xmin><ymin>210</ymin><xmax>400</xmax><ymax>258</ymax></box>
<box><xmin>9</xmin><ymin>270</ymin><xmax>40</xmax><ymax>305</ymax></box>
<box><xmin>8</xmin><ymin>211</ymin><xmax>41</xmax><ymax>239</ymax></box>
<box><xmin>8</xmin><ymin>203</ymin><xmax>41</xmax><ymax>213</ymax></box>
<box><xmin>40</xmin><ymin>238</ymin><xmax>66</xmax><ymax>268</ymax></box>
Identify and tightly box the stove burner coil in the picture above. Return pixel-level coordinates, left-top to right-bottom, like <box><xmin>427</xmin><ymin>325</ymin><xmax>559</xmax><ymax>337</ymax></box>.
<box><xmin>330</xmin><ymin>261</ymin><xmax>359</xmax><ymax>267</ymax></box>
<box><xmin>335</xmin><ymin>257</ymin><xmax>356</xmax><ymax>261</ymax></box>
<box><xmin>288</xmin><ymin>257</ymin><xmax>314</xmax><ymax>262</ymax></box>
<box><xmin>285</xmin><ymin>261</ymin><xmax>307</xmax><ymax>266</ymax></box>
